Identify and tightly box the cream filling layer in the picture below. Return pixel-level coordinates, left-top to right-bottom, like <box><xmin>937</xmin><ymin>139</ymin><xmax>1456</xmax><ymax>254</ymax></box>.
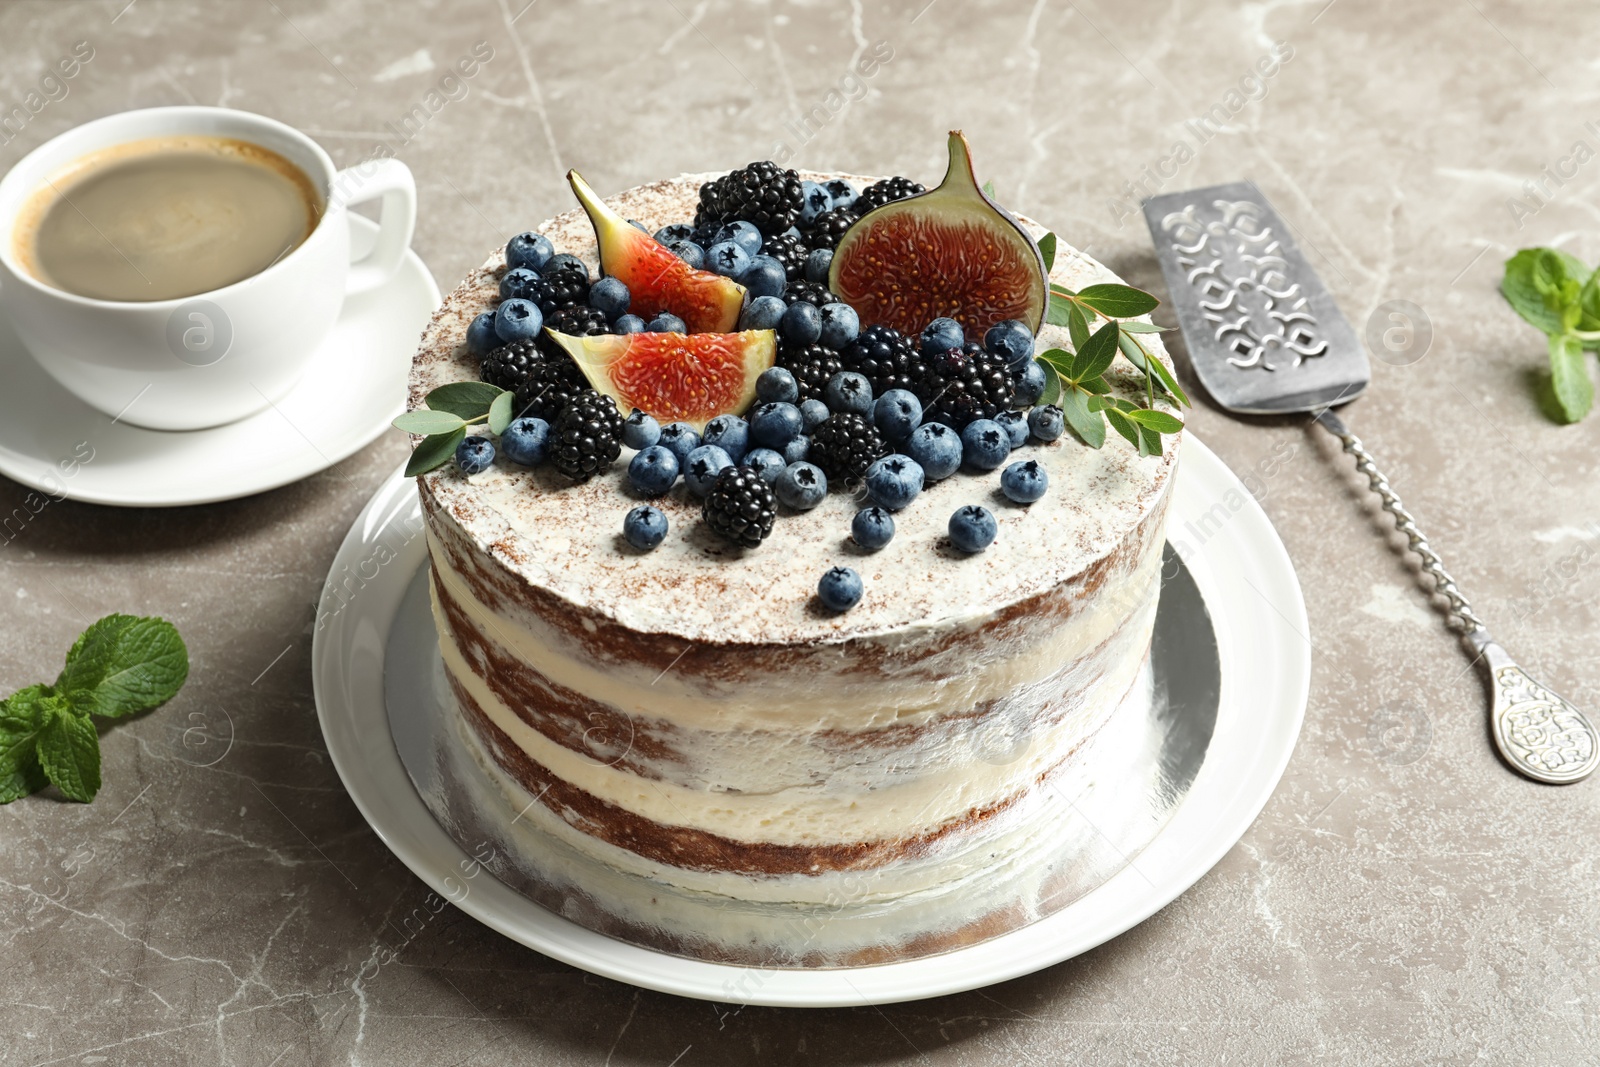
<box><xmin>433</xmin><ymin>579</ymin><xmax>1158</xmax><ymax>847</ymax></box>
<box><xmin>428</xmin><ymin>524</ymin><xmax>1164</xmax><ymax>734</ymax></box>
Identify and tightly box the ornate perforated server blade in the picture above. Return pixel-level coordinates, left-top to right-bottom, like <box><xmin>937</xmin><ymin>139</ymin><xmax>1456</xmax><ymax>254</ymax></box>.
<box><xmin>1145</xmin><ymin>182</ymin><xmax>1597</xmax><ymax>785</ymax></box>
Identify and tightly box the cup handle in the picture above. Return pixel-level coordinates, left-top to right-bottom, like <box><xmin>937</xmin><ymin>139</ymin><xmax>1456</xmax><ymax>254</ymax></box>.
<box><xmin>330</xmin><ymin>157</ymin><xmax>417</xmax><ymax>296</ymax></box>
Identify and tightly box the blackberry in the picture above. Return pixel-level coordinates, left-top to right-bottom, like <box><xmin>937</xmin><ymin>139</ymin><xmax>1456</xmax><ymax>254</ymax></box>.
<box><xmin>760</xmin><ymin>232</ymin><xmax>808</xmax><ymax>281</ymax></box>
<box><xmin>777</xmin><ymin>340</ymin><xmax>843</xmax><ymax>404</ymax></box>
<box><xmin>478</xmin><ymin>339</ymin><xmax>540</xmax><ymax>391</ymax></box>
<box><xmin>536</xmin><ymin>304</ymin><xmax>610</xmax><ymax>359</ymax></box>
<box><xmin>917</xmin><ymin>342</ymin><xmax>1014</xmax><ymax>429</ymax></box>
<box><xmin>527</xmin><ymin>263</ymin><xmax>590</xmax><ymax>316</ymax></box>
<box><xmin>853</xmin><ymin>176</ymin><xmax>925</xmax><ymax>215</ymax></box>
<box><xmin>695</xmin><ymin>161</ymin><xmax>804</xmax><ymax>236</ymax></box>
<box><xmin>808</xmin><ymin>412</ymin><xmax>886</xmax><ymax>483</ymax></box>
<box><xmin>783</xmin><ymin>280</ymin><xmax>837</xmax><ymax>308</ymax></box>
<box><xmin>840</xmin><ymin>324</ymin><xmax>925</xmax><ymax>397</ymax></box>
<box><xmin>513</xmin><ymin>355</ymin><xmax>592</xmax><ymax>423</ymax></box>
<box><xmin>805</xmin><ymin>208</ymin><xmax>855</xmax><ymax>251</ymax></box>
<box><xmin>701</xmin><ymin>465</ymin><xmax>777</xmax><ymax>548</ymax></box>
<box><xmin>551</xmin><ymin>392</ymin><xmax>623</xmax><ymax>482</ymax></box>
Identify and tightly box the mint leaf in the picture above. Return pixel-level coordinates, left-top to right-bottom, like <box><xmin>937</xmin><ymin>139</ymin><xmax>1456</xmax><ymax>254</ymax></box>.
<box><xmin>424</xmin><ymin>382</ymin><xmax>503</xmax><ymax>420</ymax></box>
<box><xmin>487</xmin><ymin>390</ymin><xmax>514</xmax><ymax>436</ymax></box>
<box><xmin>1070</xmin><ymin>321</ymin><xmax>1119</xmax><ymax>381</ymax></box>
<box><xmin>405</xmin><ymin>426</ymin><xmax>466</xmax><ymax>477</ymax></box>
<box><xmin>393</xmin><ymin>409</ymin><xmax>466</xmax><ymax>436</ymax></box>
<box><xmin>1037</xmin><ymin>232</ymin><xmax>1056</xmax><ymax>273</ymax></box>
<box><xmin>1076</xmin><ymin>283</ymin><xmax>1159</xmax><ymax>318</ymax></box>
<box><xmin>1549</xmin><ymin>332</ymin><xmax>1593</xmax><ymax>423</ymax></box>
<box><xmin>55</xmin><ymin>615</ymin><xmax>189</xmax><ymax>720</ymax></box>
<box><xmin>1066</xmin><ymin>303</ymin><xmax>1091</xmax><ymax>353</ymax></box>
<box><xmin>1503</xmin><ymin>248</ymin><xmax>1587</xmax><ymax>337</ymax></box>
<box><xmin>0</xmin><ymin>685</ymin><xmax>50</xmax><ymax>803</ymax></box>
<box><xmin>1580</xmin><ymin>267</ymin><xmax>1600</xmax><ymax>333</ymax></box>
<box><xmin>36</xmin><ymin>701</ymin><xmax>100</xmax><ymax>803</ymax></box>
<box><xmin>1059</xmin><ymin>388</ymin><xmax>1106</xmax><ymax>448</ymax></box>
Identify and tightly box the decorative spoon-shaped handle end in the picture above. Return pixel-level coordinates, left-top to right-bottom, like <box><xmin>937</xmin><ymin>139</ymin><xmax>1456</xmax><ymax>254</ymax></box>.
<box><xmin>1470</xmin><ymin>634</ymin><xmax>1599</xmax><ymax>784</ymax></box>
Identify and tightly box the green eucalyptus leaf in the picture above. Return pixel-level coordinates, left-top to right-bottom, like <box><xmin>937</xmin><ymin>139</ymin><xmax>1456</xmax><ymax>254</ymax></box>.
<box><xmin>1124</xmin><ymin>408</ymin><xmax>1185</xmax><ymax>434</ymax></box>
<box><xmin>1549</xmin><ymin>332</ymin><xmax>1594</xmax><ymax>423</ymax></box>
<box><xmin>1059</xmin><ymin>388</ymin><xmax>1106</xmax><ymax>448</ymax></box>
<box><xmin>1118</xmin><ymin>320</ymin><xmax>1167</xmax><ymax>334</ymax></box>
<box><xmin>1037</xmin><ymin>232</ymin><xmax>1056</xmax><ymax>273</ymax></box>
<box><xmin>1076</xmin><ymin>283</ymin><xmax>1159</xmax><ymax>318</ymax></box>
<box><xmin>1038</xmin><ymin>359</ymin><xmax>1062</xmax><ymax>407</ymax></box>
<box><xmin>1046</xmin><ymin>291</ymin><xmax>1076</xmax><ymax>328</ymax></box>
<box><xmin>405</xmin><ymin>427</ymin><xmax>468</xmax><ymax>477</ymax></box>
<box><xmin>982</xmin><ymin>179</ymin><xmax>997</xmax><ymax>198</ymax></box>
<box><xmin>1117</xmin><ymin>333</ymin><xmax>1190</xmax><ymax>406</ymax></box>
<box><xmin>425</xmin><ymin>381</ymin><xmax>503</xmax><ymax>420</ymax></box>
<box><xmin>1070</xmin><ymin>321</ymin><xmax>1119</xmax><ymax>381</ymax></box>
<box><xmin>393</xmin><ymin>409</ymin><xmax>467</xmax><ymax>436</ymax></box>
<box><xmin>1103</xmin><ymin>405</ymin><xmax>1141</xmax><ymax>448</ymax></box>
<box><xmin>487</xmin><ymin>390</ymin><xmax>514</xmax><ymax>435</ymax></box>
<box><xmin>1067</xmin><ymin>303</ymin><xmax>1091</xmax><ymax>353</ymax></box>
<box><xmin>1077</xmin><ymin>376</ymin><xmax>1112</xmax><ymax>395</ymax></box>
<box><xmin>1137</xmin><ymin>424</ymin><xmax>1163</xmax><ymax>457</ymax></box>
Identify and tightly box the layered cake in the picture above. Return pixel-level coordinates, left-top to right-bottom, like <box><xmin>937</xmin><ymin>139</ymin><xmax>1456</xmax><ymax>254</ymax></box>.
<box><xmin>404</xmin><ymin>137</ymin><xmax>1183</xmax><ymax>962</ymax></box>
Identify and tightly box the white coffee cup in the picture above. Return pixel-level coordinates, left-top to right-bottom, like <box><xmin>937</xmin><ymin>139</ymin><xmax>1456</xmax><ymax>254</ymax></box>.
<box><xmin>0</xmin><ymin>106</ymin><xmax>416</xmax><ymax>431</ymax></box>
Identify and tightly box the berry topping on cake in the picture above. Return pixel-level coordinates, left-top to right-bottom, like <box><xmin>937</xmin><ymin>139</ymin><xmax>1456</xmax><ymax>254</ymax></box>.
<box><xmin>479</xmin><ymin>339</ymin><xmax>540</xmax><ymax>392</ymax></box>
<box><xmin>695</xmin><ymin>161</ymin><xmax>805</xmax><ymax>236</ymax></box>
<box><xmin>776</xmin><ymin>340</ymin><xmax>843</xmax><ymax>405</ymax></box>
<box><xmin>840</xmin><ymin>324</ymin><xmax>924</xmax><ymax>397</ymax></box>
<box><xmin>807</xmin><ymin>412</ymin><xmax>887</xmax><ymax>483</ymax></box>
<box><xmin>759</xmin><ymin>232</ymin><xmax>808</xmax><ymax>282</ymax></box>
<box><xmin>550</xmin><ymin>392</ymin><xmax>623</xmax><ymax>482</ymax></box>
<box><xmin>948</xmin><ymin>505</ymin><xmax>998</xmax><ymax>553</ymax></box>
<box><xmin>852</xmin><ymin>175</ymin><xmax>926</xmax><ymax>215</ymax></box>
<box><xmin>816</xmin><ymin>565</ymin><xmax>864</xmax><ymax>611</ymax></box>
<box><xmin>702</xmin><ymin>464</ymin><xmax>778</xmax><ymax>548</ymax></box>
<box><xmin>917</xmin><ymin>343</ymin><xmax>1014</xmax><ymax>429</ymax></box>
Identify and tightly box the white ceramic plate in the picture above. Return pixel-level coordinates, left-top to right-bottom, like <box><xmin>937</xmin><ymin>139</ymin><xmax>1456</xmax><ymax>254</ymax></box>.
<box><xmin>0</xmin><ymin>215</ymin><xmax>439</xmax><ymax>507</ymax></box>
<box><xmin>311</xmin><ymin>435</ymin><xmax>1309</xmax><ymax>1007</ymax></box>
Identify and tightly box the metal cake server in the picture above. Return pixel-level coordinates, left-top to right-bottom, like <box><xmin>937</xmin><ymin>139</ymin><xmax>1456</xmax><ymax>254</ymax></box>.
<box><xmin>1142</xmin><ymin>180</ymin><xmax>1598</xmax><ymax>785</ymax></box>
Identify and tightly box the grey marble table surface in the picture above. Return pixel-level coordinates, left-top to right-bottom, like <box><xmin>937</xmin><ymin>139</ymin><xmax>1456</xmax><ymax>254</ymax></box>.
<box><xmin>3</xmin><ymin>1</ymin><xmax>1599</xmax><ymax>1063</ymax></box>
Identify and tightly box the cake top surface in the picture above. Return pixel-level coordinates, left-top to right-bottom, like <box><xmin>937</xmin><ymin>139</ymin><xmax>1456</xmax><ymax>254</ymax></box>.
<box><xmin>408</xmin><ymin>171</ymin><xmax>1180</xmax><ymax>645</ymax></box>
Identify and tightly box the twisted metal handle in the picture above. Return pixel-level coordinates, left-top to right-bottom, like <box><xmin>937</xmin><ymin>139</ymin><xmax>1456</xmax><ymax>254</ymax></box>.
<box><xmin>1314</xmin><ymin>409</ymin><xmax>1486</xmax><ymax>634</ymax></box>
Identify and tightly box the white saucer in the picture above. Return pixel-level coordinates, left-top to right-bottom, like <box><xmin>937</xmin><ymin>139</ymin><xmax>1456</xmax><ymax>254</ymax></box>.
<box><xmin>311</xmin><ymin>435</ymin><xmax>1309</xmax><ymax>1007</ymax></box>
<box><xmin>0</xmin><ymin>215</ymin><xmax>440</xmax><ymax>507</ymax></box>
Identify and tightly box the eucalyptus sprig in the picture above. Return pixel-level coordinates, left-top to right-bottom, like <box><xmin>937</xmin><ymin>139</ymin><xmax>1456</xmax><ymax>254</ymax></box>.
<box><xmin>1033</xmin><ymin>232</ymin><xmax>1189</xmax><ymax>456</ymax></box>
<box><xmin>1500</xmin><ymin>248</ymin><xmax>1600</xmax><ymax>423</ymax></box>
<box><xmin>394</xmin><ymin>382</ymin><xmax>515</xmax><ymax>476</ymax></box>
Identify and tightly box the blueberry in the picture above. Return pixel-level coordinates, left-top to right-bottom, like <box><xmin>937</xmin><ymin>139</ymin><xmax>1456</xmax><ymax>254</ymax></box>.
<box><xmin>715</xmin><ymin>221</ymin><xmax>762</xmax><ymax>256</ymax></box>
<box><xmin>494</xmin><ymin>298</ymin><xmax>543</xmax><ymax>343</ymax></box>
<box><xmin>701</xmin><ymin>414</ymin><xmax>749</xmax><ymax>462</ymax></box>
<box><xmin>817</xmin><ymin>566</ymin><xmax>863</xmax><ymax>611</ymax></box>
<box><xmin>960</xmin><ymin>419</ymin><xmax>1010</xmax><ymax>471</ymax></box>
<box><xmin>824</xmin><ymin>371</ymin><xmax>873</xmax><ymax>416</ymax></box>
<box><xmin>984</xmin><ymin>319</ymin><xmax>1035</xmax><ymax>369</ymax></box>
<box><xmin>852</xmin><ymin>506</ymin><xmax>895</xmax><ymax>551</ymax></box>
<box><xmin>805</xmin><ymin>248</ymin><xmax>834</xmax><ymax>284</ymax></box>
<box><xmin>775</xmin><ymin>461</ymin><xmax>827</xmax><ymax>510</ymax></box>
<box><xmin>628</xmin><ymin>445</ymin><xmax>679</xmax><ymax>496</ymax></box>
<box><xmin>995</xmin><ymin>410</ymin><xmax>1028</xmax><ymax>449</ymax></box>
<box><xmin>949</xmin><ymin>505</ymin><xmax>998</xmax><ymax>553</ymax></box>
<box><xmin>654</xmin><ymin>223</ymin><xmax>695</xmax><ymax>245</ymax></box>
<box><xmin>1013</xmin><ymin>359</ymin><xmax>1047</xmax><ymax>407</ymax></box>
<box><xmin>622</xmin><ymin>410</ymin><xmax>661</xmax><ymax>450</ymax></box>
<box><xmin>782</xmin><ymin>435</ymin><xmax>811</xmax><ymax>464</ymax></box>
<box><xmin>614</xmin><ymin>314</ymin><xmax>646</xmax><ymax>334</ymax></box>
<box><xmin>627</xmin><ymin>218</ymin><xmax>649</xmax><ymax>233</ymax></box>
<box><xmin>658</xmin><ymin>422</ymin><xmax>701</xmax><ymax>464</ymax></box>
<box><xmin>823</xmin><ymin>179</ymin><xmax>858</xmax><ymax>213</ymax></box>
<box><xmin>780</xmin><ymin>300</ymin><xmax>822</xmax><ymax>345</ymax></box>
<box><xmin>624</xmin><ymin>505</ymin><xmax>668</xmax><ymax>550</ymax></box>
<box><xmin>743</xmin><ymin>447</ymin><xmax>786</xmax><ymax>484</ymax></box>
<box><xmin>684</xmin><ymin>444</ymin><xmax>734</xmax><ymax>496</ymax></box>
<box><xmin>466</xmin><ymin>311</ymin><xmax>500</xmax><ymax>356</ymax></box>
<box><xmin>739</xmin><ymin>295</ymin><xmax>787</xmax><ymax>331</ymax></box>
<box><xmin>920</xmin><ymin>317</ymin><xmax>964</xmax><ymax>355</ymax></box>
<box><xmin>506</xmin><ymin>231</ymin><xmax>553</xmax><ymax>273</ymax></box>
<box><xmin>1029</xmin><ymin>404</ymin><xmax>1065</xmax><ymax>442</ymax></box>
<box><xmin>907</xmin><ymin>422</ymin><xmax>962</xmax><ymax>480</ymax></box>
<box><xmin>864</xmin><ymin>453</ymin><xmax>924</xmax><ymax>511</ymax></box>
<box><xmin>545</xmin><ymin>253</ymin><xmax>589</xmax><ymax>282</ymax></box>
<box><xmin>750</xmin><ymin>402</ymin><xmax>803</xmax><ymax>449</ymax></box>
<box><xmin>800</xmin><ymin>180</ymin><xmax>834</xmax><ymax>227</ymax></box>
<box><xmin>648</xmin><ymin>312</ymin><xmax>687</xmax><ymax>333</ymax></box>
<box><xmin>818</xmin><ymin>303</ymin><xmax>860</xmax><ymax>349</ymax></box>
<box><xmin>756</xmin><ymin>366</ymin><xmax>800</xmax><ymax>404</ymax></box>
<box><xmin>667</xmin><ymin>239</ymin><xmax>706</xmax><ymax>270</ymax></box>
<box><xmin>705</xmin><ymin>240</ymin><xmax>751</xmax><ymax>279</ymax></box>
<box><xmin>739</xmin><ymin>255</ymin><xmax>788</xmax><ymax>299</ymax></box>
<box><xmin>500</xmin><ymin>417</ymin><xmax>550</xmax><ymax>466</ymax></box>
<box><xmin>799</xmin><ymin>398</ymin><xmax>831</xmax><ymax>433</ymax></box>
<box><xmin>1001</xmin><ymin>459</ymin><xmax>1048</xmax><ymax>504</ymax></box>
<box><xmin>589</xmin><ymin>276</ymin><xmax>631</xmax><ymax>321</ymax></box>
<box><xmin>499</xmin><ymin>266</ymin><xmax>540</xmax><ymax>301</ymax></box>
<box><xmin>873</xmin><ymin>388</ymin><xmax>923</xmax><ymax>442</ymax></box>
<box><xmin>455</xmin><ymin>436</ymin><xmax>494</xmax><ymax>475</ymax></box>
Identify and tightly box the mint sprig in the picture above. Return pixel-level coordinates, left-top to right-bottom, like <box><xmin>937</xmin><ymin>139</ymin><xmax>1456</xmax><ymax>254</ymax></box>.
<box><xmin>0</xmin><ymin>615</ymin><xmax>188</xmax><ymax>804</ymax></box>
<box><xmin>394</xmin><ymin>382</ymin><xmax>515</xmax><ymax>476</ymax></box>
<box><xmin>1035</xmin><ymin>232</ymin><xmax>1188</xmax><ymax>455</ymax></box>
<box><xmin>1501</xmin><ymin>248</ymin><xmax>1600</xmax><ymax>423</ymax></box>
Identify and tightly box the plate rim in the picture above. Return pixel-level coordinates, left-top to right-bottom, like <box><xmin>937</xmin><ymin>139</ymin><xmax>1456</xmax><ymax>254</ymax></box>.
<box><xmin>0</xmin><ymin>215</ymin><xmax>441</xmax><ymax>508</ymax></box>
<box><xmin>311</xmin><ymin>433</ymin><xmax>1309</xmax><ymax>1007</ymax></box>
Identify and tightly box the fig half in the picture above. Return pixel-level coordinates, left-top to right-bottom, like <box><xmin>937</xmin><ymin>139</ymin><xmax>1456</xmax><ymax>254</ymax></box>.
<box><xmin>829</xmin><ymin>131</ymin><xmax>1048</xmax><ymax>337</ymax></box>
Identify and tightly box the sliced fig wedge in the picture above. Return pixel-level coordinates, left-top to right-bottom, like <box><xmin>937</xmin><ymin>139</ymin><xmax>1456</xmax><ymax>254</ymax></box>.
<box><xmin>549</xmin><ymin>329</ymin><xmax>775</xmax><ymax>431</ymax></box>
<box><xmin>568</xmin><ymin>171</ymin><xmax>745</xmax><ymax>333</ymax></box>
<box><xmin>829</xmin><ymin>131</ymin><xmax>1049</xmax><ymax>337</ymax></box>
